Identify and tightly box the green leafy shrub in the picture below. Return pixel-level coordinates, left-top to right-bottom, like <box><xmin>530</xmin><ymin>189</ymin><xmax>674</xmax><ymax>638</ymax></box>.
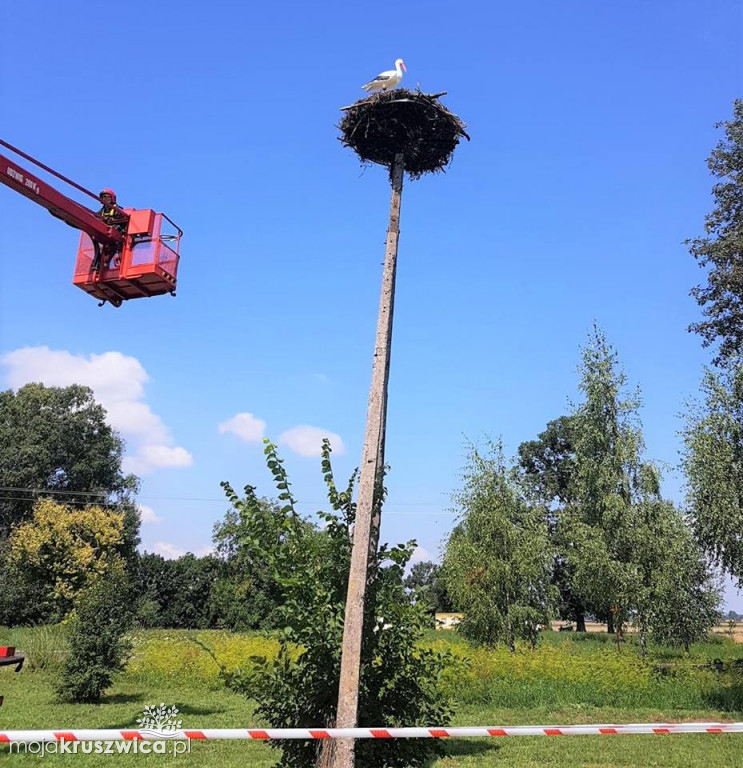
<box><xmin>224</xmin><ymin>439</ymin><xmax>452</xmax><ymax>768</ymax></box>
<box><xmin>55</xmin><ymin>563</ymin><xmax>134</xmax><ymax>703</ymax></box>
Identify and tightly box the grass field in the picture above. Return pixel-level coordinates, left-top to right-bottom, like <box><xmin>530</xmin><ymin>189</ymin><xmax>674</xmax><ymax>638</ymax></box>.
<box><xmin>1</xmin><ymin>626</ymin><xmax>742</xmax><ymax>766</ymax></box>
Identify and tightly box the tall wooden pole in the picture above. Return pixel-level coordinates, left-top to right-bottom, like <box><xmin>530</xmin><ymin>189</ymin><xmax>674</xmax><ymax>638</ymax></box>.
<box><xmin>333</xmin><ymin>153</ymin><xmax>405</xmax><ymax>768</ymax></box>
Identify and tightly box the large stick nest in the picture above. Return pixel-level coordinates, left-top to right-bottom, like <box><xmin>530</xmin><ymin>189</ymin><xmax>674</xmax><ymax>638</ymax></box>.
<box><xmin>339</xmin><ymin>89</ymin><xmax>469</xmax><ymax>179</ymax></box>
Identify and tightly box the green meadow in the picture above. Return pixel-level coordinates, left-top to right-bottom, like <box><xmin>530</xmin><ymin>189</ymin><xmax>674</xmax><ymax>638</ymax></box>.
<box><xmin>1</xmin><ymin>627</ymin><xmax>742</xmax><ymax>766</ymax></box>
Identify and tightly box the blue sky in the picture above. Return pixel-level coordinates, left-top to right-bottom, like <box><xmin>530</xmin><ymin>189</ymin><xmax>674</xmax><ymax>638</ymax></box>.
<box><xmin>1</xmin><ymin>1</ymin><xmax>741</xmax><ymax>607</ymax></box>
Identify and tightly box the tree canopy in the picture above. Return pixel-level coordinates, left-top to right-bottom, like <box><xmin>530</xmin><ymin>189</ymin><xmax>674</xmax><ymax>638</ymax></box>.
<box><xmin>561</xmin><ymin>328</ymin><xmax>648</xmax><ymax>635</ymax></box>
<box><xmin>688</xmin><ymin>99</ymin><xmax>743</xmax><ymax>365</ymax></box>
<box><xmin>211</xmin><ymin>495</ymin><xmax>303</xmax><ymax>630</ymax></box>
<box><xmin>518</xmin><ymin>415</ymin><xmax>577</xmax><ymax>509</ymax></box>
<box><xmin>638</xmin><ymin>500</ymin><xmax>722</xmax><ymax>651</ymax></box>
<box><xmin>7</xmin><ymin>498</ymin><xmax>130</xmax><ymax>620</ymax></box>
<box><xmin>404</xmin><ymin>561</ymin><xmax>454</xmax><ymax>615</ymax></box>
<box><xmin>683</xmin><ymin>362</ymin><xmax>743</xmax><ymax>586</ymax></box>
<box><xmin>136</xmin><ymin>552</ymin><xmax>225</xmax><ymax>630</ymax></box>
<box><xmin>511</xmin><ymin>329</ymin><xmax>721</xmax><ymax>647</ymax></box>
<box><xmin>0</xmin><ymin>383</ymin><xmax>139</xmax><ymax>534</ymax></box>
<box><xmin>442</xmin><ymin>440</ymin><xmax>554</xmax><ymax>649</ymax></box>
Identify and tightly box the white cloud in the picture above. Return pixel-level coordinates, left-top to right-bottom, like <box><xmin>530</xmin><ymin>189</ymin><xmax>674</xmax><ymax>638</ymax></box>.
<box><xmin>152</xmin><ymin>541</ymin><xmax>184</xmax><ymax>559</ymax></box>
<box><xmin>1</xmin><ymin>347</ymin><xmax>147</xmax><ymax>402</ymax></box>
<box><xmin>147</xmin><ymin>542</ymin><xmax>213</xmax><ymax>560</ymax></box>
<box><xmin>278</xmin><ymin>425</ymin><xmax>345</xmax><ymax>458</ymax></box>
<box><xmin>218</xmin><ymin>412</ymin><xmax>266</xmax><ymax>443</ymax></box>
<box><xmin>124</xmin><ymin>445</ymin><xmax>193</xmax><ymax>474</ymax></box>
<box><xmin>1</xmin><ymin>346</ymin><xmax>193</xmax><ymax>476</ymax></box>
<box><xmin>106</xmin><ymin>401</ymin><xmax>169</xmax><ymax>443</ymax></box>
<box><xmin>409</xmin><ymin>546</ymin><xmax>431</xmax><ymax>566</ymax></box>
<box><xmin>138</xmin><ymin>504</ymin><xmax>162</xmax><ymax>524</ymax></box>
<box><xmin>404</xmin><ymin>546</ymin><xmax>436</xmax><ymax>578</ymax></box>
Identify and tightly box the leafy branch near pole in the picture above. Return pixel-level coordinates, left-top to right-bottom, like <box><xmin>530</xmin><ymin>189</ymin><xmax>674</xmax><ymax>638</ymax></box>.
<box><xmin>221</xmin><ymin>438</ymin><xmax>452</xmax><ymax>768</ymax></box>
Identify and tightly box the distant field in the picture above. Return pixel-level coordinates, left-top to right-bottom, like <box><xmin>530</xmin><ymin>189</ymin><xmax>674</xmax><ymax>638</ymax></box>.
<box><xmin>711</xmin><ymin>624</ymin><xmax>743</xmax><ymax>643</ymax></box>
<box><xmin>548</xmin><ymin>621</ymin><xmax>743</xmax><ymax>643</ymax></box>
<box><xmin>1</xmin><ymin>627</ymin><xmax>742</xmax><ymax>767</ymax></box>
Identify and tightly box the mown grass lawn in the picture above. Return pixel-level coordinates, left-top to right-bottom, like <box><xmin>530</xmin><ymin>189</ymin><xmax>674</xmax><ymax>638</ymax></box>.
<box><xmin>1</xmin><ymin>627</ymin><xmax>742</xmax><ymax>766</ymax></box>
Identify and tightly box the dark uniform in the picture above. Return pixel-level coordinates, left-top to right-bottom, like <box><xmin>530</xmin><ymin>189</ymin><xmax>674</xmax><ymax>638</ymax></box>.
<box><xmin>93</xmin><ymin>189</ymin><xmax>129</xmax><ymax>270</ymax></box>
<box><xmin>98</xmin><ymin>203</ymin><xmax>129</xmax><ymax>234</ymax></box>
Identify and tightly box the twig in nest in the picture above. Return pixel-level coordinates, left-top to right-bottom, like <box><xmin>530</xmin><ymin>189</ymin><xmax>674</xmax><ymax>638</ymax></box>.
<box><xmin>338</xmin><ymin>88</ymin><xmax>469</xmax><ymax>179</ymax></box>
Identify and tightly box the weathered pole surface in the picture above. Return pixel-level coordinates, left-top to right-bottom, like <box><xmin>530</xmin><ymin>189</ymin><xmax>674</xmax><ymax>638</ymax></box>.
<box><xmin>333</xmin><ymin>153</ymin><xmax>405</xmax><ymax>768</ymax></box>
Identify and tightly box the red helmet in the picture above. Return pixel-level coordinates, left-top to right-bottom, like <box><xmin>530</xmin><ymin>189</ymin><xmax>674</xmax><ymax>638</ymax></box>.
<box><xmin>99</xmin><ymin>188</ymin><xmax>116</xmax><ymax>201</ymax></box>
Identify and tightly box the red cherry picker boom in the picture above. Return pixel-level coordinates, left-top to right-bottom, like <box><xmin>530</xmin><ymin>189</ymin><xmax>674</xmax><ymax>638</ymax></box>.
<box><xmin>0</xmin><ymin>138</ymin><xmax>182</xmax><ymax>307</ymax></box>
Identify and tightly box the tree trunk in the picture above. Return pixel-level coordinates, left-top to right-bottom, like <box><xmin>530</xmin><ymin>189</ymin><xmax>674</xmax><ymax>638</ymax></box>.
<box><xmin>607</xmin><ymin>614</ymin><xmax>615</xmax><ymax>635</ymax></box>
<box><xmin>640</xmin><ymin>627</ymin><xmax>647</xmax><ymax>660</ymax></box>
<box><xmin>576</xmin><ymin>612</ymin><xmax>586</xmax><ymax>633</ymax></box>
<box><xmin>615</xmin><ymin>624</ymin><xmax>624</xmax><ymax>652</ymax></box>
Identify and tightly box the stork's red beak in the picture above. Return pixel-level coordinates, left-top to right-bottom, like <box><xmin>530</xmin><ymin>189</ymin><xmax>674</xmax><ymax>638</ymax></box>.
<box><xmin>401</xmin><ymin>61</ymin><xmax>407</xmax><ymax>72</ymax></box>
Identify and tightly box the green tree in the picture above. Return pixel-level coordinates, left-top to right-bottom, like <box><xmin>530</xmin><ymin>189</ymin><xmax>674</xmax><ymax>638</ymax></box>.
<box><xmin>211</xmin><ymin>496</ymin><xmax>298</xmax><ymax>630</ymax></box>
<box><xmin>688</xmin><ymin>100</ymin><xmax>743</xmax><ymax>365</ymax></box>
<box><xmin>165</xmin><ymin>554</ymin><xmax>222</xmax><ymax>628</ymax></box>
<box><xmin>628</xmin><ymin>496</ymin><xmax>721</xmax><ymax>656</ymax></box>
<box><xmin>404</xmin><ymin>561</ymin><xmax>455</xmax><ymax>614</ymax></box>
<box><xmin>683</xmin><ymin>362</ymin><xmax>743</xmax><ymax>584</ymax></box>
<box><xmin>135</xmin><ymin>552</ymin><xmax>225</xmax><ymax>629</ymax></box>
<box><xmin>0</xmin><ymin>537</ymin><xmax>47</xmax><ymax>625</ymax></box>
<box><xmin>224</xmin><ymin>439</ymin><xmax>451</xmax><ymax>768</ymax></box>
<box><xmin>135</xmin><ymin>552</ymin><xmax>178</xmax><ymax>628</ymax></box>
<box><xmin>516</xmin><ymin>331</ymin><xmax>721</xmax><ymax>650</ymax></box>
<box><xmin>56</xmin><ymin>561</ymin><xmax>134</xmax><ymax>704</ymax></box>
<box><xmin>442</xmin><ymin>441</ymin><xmax>554</xmax><ymax>650</ymax></box>
<box><xmin>640</xmin><ymin>502</ymin><xmax>722</xmax><ymax>651</ymax></box>
<box><xmin>561</xmin><ymin>328</ymin><xmax>648</xmax><ymax>640</ymax></box>
<box><xmin>563</xmin><ymin>329</ymin><xmax>721</xmax><ymax>650</ymax></box>
<box><xmin>518</xmin><ymin>415</ymin><xmax>577</xmax><ymax>507</ymax></box>
<box><xmin>0</xmin><ymin>384</ymin><xmax>139</xmax><ymax>534</ymax></box>
<box><xmin>518</xmin><ymin>416</ymin><xmax>587</xmax><ymax>630</ymax></box>
<box><xmin>6</xmin><ymin>498</ymin><xmax>130</xmax><ymax>621</ymax></box>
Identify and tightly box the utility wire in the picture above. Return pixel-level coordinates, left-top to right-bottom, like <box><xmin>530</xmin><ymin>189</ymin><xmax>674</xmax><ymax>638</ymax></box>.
<box><xmin>0</xmin><ymin>486</ymin><xmax>454</xmax><ymax>511</ymax></box>
<box><xmin>0</xmin><ymin>486</ymin><xmax>108</xmax><ymax>497</ymax></box>
<box><xmin>0</xmin><ymin>492</ymin><xmax>456</xmax><ymax>515</ymax></box>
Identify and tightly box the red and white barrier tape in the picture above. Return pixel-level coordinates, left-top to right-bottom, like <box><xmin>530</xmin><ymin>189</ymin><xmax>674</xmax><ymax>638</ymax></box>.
<box><xmin>1</xmin><ymin>723</ymin><xmax>742</xmax><ymax>743</ymax></box>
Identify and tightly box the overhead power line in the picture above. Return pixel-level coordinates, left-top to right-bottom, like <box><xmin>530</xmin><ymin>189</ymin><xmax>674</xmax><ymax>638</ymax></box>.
<box><xmin>0</xmin><ymin>489</ymin><xmax>456</xmax><ymax>515</ymax></box>
<box><xmin>0</xmin><ymin>486</ymin><xmax>453</xmax><ymax>510</ymax></box>
<box><xmin>0</xmin><ymin>486</ymin><xmax>108</xmax><ymax>497</ymax></box>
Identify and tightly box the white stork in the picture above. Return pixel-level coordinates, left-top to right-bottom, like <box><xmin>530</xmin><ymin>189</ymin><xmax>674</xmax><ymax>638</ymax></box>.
<box><xmin>362</xmin><ymin>59</ymin><xmax>407</xmax><ymax>92</ymax></box>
